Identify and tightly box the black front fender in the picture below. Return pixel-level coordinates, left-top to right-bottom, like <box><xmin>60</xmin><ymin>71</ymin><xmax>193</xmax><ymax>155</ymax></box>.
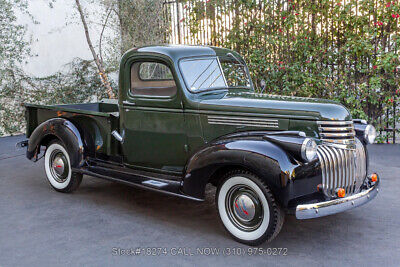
<box><xmin>27</xmin><ymin>118</ymin><xmax>85</xmax><ymax>168</ymax></box>
<box><xmin>183</xmin><ymin>138</ymin><xmax>307</xmax><ymax>205</ymax></box>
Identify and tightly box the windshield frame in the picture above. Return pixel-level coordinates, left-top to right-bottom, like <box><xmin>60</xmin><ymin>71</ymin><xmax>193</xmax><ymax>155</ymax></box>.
<box><xmin>178</xmin><ymin>55</ymin><xmax>253</xmax><ymax>94</ymax></box>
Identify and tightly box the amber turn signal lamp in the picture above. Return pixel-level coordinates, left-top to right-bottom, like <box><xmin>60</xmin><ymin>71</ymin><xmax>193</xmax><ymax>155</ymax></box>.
<box><xmin>337</xmin><ymin>188</ymin><xmax>345</xmax><ymax>198</ymax></box>
<box><xmin>371</xmin><ymin>173</ymin><xmax>378</xmax><ymax>182</ymax></box>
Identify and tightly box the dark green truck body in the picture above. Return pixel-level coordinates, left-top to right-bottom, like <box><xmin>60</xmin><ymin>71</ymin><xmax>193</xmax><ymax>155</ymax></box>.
<box><xmin>23</xmin><ymin>45</ymin><xmax>377</xmax><ymax>212</ymax></box>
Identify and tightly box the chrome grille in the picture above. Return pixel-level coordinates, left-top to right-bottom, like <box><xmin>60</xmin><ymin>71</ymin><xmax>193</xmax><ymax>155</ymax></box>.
<box><xmin>317</xmin><ymin>121</ymin><xmax>356</xmax><ymax>149</ymax></box>
<box><xmin>317</xmin><ymin>138</ymin><xmax>367</xmax><ymax>197</ymax></box>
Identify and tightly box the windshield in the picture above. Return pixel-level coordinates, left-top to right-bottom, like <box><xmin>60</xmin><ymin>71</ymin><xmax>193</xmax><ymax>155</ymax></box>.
<box><xmin>179</xmin><ymin>56</ymin><xmax>251</xmax><ymax>92</ymax></box>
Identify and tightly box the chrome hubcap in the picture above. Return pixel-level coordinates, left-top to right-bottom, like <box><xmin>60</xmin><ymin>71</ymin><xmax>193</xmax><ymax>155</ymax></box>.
<box><xmin>52</xmin><ymin>156</ymin><xmax>65</xmax><ymax>176</ymax></box>
<box><xmin>225</xmin><ymin>184</ymin><xmax>263</xmax><ymax>231</ymax></box>
<box><xmin>233</xmin><ymin>194</ymin><xmax>256</xmax><ymax>222</ymax></box>
<box><xmin>49</xmin><ymin>150</ymin><xmax>69</xmax><ymax>183</ymax></box>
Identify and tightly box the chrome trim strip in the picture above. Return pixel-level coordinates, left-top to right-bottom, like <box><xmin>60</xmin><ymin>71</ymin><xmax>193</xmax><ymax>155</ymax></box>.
<box><xmin>348</xmin><ymin>150</ymin><xmax>354</xmax><ymax>193</ymax></box>
<box><xmin>327</xmin><ymin>147</ymin><xmax>336</xmax><ymax>194</ymax></box>
<box><xmin>320</xmin><ymin>132</ymin><xmax>355</xmax><ymax>138</ymax></box>
<box><xmin>185</xmin><ymin>109</ymin><xmax>315</xmax><ymax>120</ymax></box>
<box><xmin>344</xmin><ymin>149</ymin><xmax>350</xmax><ymax>193</ymax></box>
<box><xmin>318</xmin><ymin>126</ymin><xmax>354</xmax><ymax>131</ymax></box>
<box><xmin>349</xmin><ymin>149</ymin><xmax>355</xmax><ymax>193</ymax></box>
<box><xmin>322</xmin><ymin>139</ymin><xmax>355</xmax><ymax>144</ymax></box>
<box><xmin>317</xmin><ymin>120</ymin><xmax>353</xmax><ymax>125</ymax></box>
<box><xmin>208</xmin><ymin>121</ymin><xmax>279</xmax><ymax>128</ymax></box>
<box><xmin>338</xmin><ymin>149</ymin><xmax>345</xmax><ymax>190</ymax></box>
<box><xmin>208</xmin><ymin>119</ymin><xmax>278</xmax><ymax>125</ymax></box>
<box><xmin>207</xmin><ymin>115</ymin><xmax>278</xmax><ymax>123</ymax></box>
<box><xmin>333</xmin><ymin>149</ymin><xmax>344</xmax><ymax>188</ymax></box>
<box><xmin>321</xmin><ymin>147</ymin><xmax>331</xmax><ymax>194</ymax></box>
<box><xmin>321</xmin><ymin>142</ymin><xmax>355</xmax><ymax>151</ymax></box>
<box><xmin>317</xmin><ymin>150</ymin><xmax>325</xmax><ymax>193</ymax></box>
<box><xmin>296</xmin><ymin>176</ymin><xmax>379</xmax><ymax>219</ymax></box>
<box><xmin>323</xmin><ymin>146</ymin><xmax>335</xmax><ymax>195</ymax></box>
<box><xmin>207</xmin><ymin>116</ymin><xmax>279</xmax><ymax>128</ymax></box>
<box><xmin>350</xmin><ymin>149</ymin><xmax>356</xmax><ymax>193</ymax></box>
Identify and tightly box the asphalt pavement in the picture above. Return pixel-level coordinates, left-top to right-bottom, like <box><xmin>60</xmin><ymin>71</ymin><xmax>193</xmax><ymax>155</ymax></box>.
<box><xmin>0</xmin><ymin>135</ymin><xmax>399</xmax><ymax>266</ymax></box>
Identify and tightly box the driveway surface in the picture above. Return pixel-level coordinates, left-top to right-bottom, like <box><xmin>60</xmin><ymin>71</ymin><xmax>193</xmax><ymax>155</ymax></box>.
<box><xmin>0</xmin><ymin>135</ymin><xmax>399</xmax><ymax>266</ymax></box>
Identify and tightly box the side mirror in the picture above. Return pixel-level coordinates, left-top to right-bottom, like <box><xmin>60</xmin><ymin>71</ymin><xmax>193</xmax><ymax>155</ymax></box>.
<box><xmin>259</xmin><ymin>79</ymin><xmax>266</xmax><ymax>93</ymax></box>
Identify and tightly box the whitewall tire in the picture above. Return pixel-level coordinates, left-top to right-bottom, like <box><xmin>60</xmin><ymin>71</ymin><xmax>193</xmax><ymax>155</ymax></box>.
<box><xmin>44</xmin><ymin>140</ymin><xmax>82</xmax><ymax>193</ymax></box>
<box><xmin>216</xmin><ymin>170</ymin><xmax>284</xmax><ymax>245</ymax></box>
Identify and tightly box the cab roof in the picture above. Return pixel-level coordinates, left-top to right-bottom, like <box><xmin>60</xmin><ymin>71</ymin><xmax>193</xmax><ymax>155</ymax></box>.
<box><xmin>121</xmin><ymin>45</ymin><xmax>244</xmax><ymax>63</ymax></box>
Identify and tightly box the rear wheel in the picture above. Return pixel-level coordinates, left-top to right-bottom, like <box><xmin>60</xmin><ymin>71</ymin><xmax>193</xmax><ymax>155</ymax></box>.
<box><xmin>216</xmin><ymin>170</ymin><xmax>284</xmax><ymax>245</ymax></box>
<box><xmin>44</xmin><ymin>140</ymin><xmax>82</xmax><ymax>193</ymax></box>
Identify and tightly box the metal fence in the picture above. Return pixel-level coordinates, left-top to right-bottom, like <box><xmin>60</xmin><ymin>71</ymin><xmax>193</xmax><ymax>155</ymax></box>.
<box><xmin>163</xmin><ymin>0</ymin><xmax>399</xmax><ymax>143</ymax></box>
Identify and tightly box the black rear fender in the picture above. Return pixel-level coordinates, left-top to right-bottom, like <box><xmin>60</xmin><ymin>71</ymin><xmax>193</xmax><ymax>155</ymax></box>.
<box><xmin>26</xmin><ymin>118</ymin><xmax>85</xmax><ymax>168</ymax></box>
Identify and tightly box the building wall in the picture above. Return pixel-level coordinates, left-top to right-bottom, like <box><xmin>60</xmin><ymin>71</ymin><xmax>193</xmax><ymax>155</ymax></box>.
<box><xmin>18</xmin><ymin>0</ymin><xmax>100</xmax><ymax>77</ymax></box>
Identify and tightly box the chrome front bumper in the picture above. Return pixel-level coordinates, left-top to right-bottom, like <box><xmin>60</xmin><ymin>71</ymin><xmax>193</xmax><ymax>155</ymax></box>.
<box><xmin>295</xmin><ymin>176</ymin><xmax>380</xmax><ymax>219</ymax></box>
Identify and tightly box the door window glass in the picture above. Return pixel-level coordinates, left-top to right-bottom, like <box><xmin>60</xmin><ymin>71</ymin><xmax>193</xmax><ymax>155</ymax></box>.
<box><xmin>130</xmin><ymin>62</ymin><xmax>176</xmax><ymax>97</ymax></box>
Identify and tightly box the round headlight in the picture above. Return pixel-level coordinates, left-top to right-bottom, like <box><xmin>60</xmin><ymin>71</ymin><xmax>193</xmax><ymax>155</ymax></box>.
<box><xmin>364</xmin><ymin>124</ymin><xmax>377</xmax><ymax>144</ymax></box>
<box><xmin>301</xmin><ymin>138</ymin><xmax>317</xmax><ymax>162</ymax></box>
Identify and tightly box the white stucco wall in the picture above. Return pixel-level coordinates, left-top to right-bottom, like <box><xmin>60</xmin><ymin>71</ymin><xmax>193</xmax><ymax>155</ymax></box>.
<box><xmin>19</xmin><ymin>0</ymin><xmax>101</xmax><ymax>77</ymax></box>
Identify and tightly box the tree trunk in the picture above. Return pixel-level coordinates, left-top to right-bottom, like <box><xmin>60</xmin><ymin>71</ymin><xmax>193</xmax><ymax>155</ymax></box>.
<box><xmin>75</xmin><ymin>0</ymin><xmax>115</xmax><ymax>99</ymax></box>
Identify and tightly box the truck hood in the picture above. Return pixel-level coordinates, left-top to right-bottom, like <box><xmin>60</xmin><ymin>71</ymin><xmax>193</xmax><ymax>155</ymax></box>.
<box><xmin>197</xmin><ymin>91</ymin><xmax>351</xmax><ymax>121</ymax></box>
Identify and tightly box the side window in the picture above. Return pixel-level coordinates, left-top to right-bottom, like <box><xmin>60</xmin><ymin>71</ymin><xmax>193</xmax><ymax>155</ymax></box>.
<box><xmin>139</xmin><ymin>62</ymin><xmax>174</xmax><ymax>80</ymax></box>
<box><xmin>130</xmin><ymin>61</ymin><xmax>177</xmax><ymax>97</ymax></box>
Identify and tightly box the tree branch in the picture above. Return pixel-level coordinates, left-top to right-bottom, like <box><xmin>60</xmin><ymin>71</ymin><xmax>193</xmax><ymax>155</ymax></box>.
<box><xmin>99</xmin><ymin>3</ymin><xmax>113</xmax><ymax>65</ymax></box>
<box><xmin>74</xmin><ymin>0</ymin><xmax>115</xmax><ymax>99</ymax></box>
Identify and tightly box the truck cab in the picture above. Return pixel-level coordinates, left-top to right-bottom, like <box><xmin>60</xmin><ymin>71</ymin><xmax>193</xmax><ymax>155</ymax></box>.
<box><xmin>22</xmin><ymin>45</ymin><xmax>380</xmax><ymax>245</ymax></box>
<box><xmin>118</xmin><ymin>45</ymin><xmax>256</xmax><ymax>173</ymax></box>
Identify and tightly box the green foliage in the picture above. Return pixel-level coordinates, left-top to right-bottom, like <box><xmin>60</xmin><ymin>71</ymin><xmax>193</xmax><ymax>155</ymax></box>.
<box><xmin>0</xmin><ymin>0</ymin><xmax>31</xmax><ymax>66</ymax></box>
<box><xmin>0</xmin><ymin>1</ymin><xmax>112</xmax><ymax>136</ymax></box>
<box><xmin>0</xmin><ymin>0</ymin><xmax>31</xmax><ymax>135</ymax></box>
<box><xmin>0</xmin><ymin>58</ymin><xmax>111</xmax><ymax>135</ymax></box>
<box><xmin>182</xmin><ymin>0</ymin><xmax>400</xmax><ymax>142</ymax></box>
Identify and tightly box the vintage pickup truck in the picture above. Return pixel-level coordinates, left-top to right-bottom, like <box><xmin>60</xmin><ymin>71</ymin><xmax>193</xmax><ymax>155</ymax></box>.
<box><xmin>19</xmin><ymin>45</ymin><xmax>380</xmax><ymax>245</ymax></box>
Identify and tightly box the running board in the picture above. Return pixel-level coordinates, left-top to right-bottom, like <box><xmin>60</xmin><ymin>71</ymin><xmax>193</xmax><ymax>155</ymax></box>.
<box><xmin>73</xmin><ymin>166</ymin><xmax>203</xmax><ymax>202</ymax></box>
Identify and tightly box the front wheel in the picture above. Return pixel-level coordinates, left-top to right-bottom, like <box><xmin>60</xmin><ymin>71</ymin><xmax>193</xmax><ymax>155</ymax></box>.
<box><xmin>216</xmin><ymin>170</ymin><xmax>284</xmax><ymax>245</ymax></box>
<box><xmin>44</xmin><ymin>140</ymin><xmax>82</xmax><ymax>193</ymax></box>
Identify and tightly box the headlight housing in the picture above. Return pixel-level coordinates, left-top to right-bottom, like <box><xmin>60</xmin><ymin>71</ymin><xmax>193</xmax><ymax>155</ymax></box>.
<box><xmin>364</xmin><ymin>124</ymin><xmax>377</xmax><ymax>144</ymax></box>
<box><xmin>301</xmin><ymin>138</ymin><xmax>317</xmax><ymax>162</ymax></box>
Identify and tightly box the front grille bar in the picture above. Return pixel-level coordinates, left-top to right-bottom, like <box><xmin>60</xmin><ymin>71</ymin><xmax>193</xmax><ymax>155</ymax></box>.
<box><xmin>317</xmin><ymin>138</ymin><xmax>366</xmax><ymax>197</ymax></box>
<box><xmin>317</xmin><ymin>120</ymin><xmax>356</xmax><ymax>149</ymax></box>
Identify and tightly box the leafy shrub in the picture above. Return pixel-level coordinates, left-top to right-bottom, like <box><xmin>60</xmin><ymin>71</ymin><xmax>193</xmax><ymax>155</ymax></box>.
<box><xmin>180</xmin><ymin>0</ymin><xmax>400</xmax><ymax>141</ymax></box>
<box><xmin>0</xmin><ymin>59</ymin><xmax>112</xmax><ymax>135</ymax></box>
